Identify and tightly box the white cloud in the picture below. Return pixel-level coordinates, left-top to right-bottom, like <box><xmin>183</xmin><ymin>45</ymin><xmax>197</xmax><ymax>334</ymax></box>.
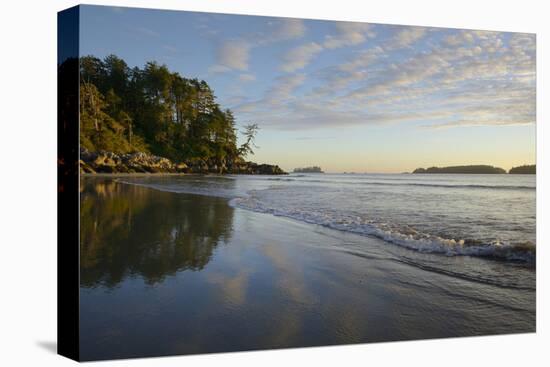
<box><xmin>253</xmin><ymin>18</ymin><xmax>307</xmax><ymax>45</ymax></box>
<box><xmin>323</xmin><ymin>22</ymin><xmax>375</xmax><ymax>49</ymax></box>
<box><xmin>239</xmin><ymin>73</ymin><xmax>256</xmax><ymax>82</ymax></box>
<box><xmin>234</xmin><ymin>74</ymin><xmax>306</xmax><ymax>113</ymax></box>
<box><xmin>388</xmin><ymin>27</ymin><xmax>428</xmax><ymax>49</ymax></box>
<box><xmin>271</xmin><ymin>18</ymin><xmax>306</xmax><ymax>41</ymax></box>
<box><xmin>422</xmin><ymin>117</ymin><xmax>534</xmax><ymax>130</ymax></box>
<box><xmin>266</xmin><ymin>74</ymin><xmax>307</xmax><ymax>104</ymax></box>
<box><xmin>443</xmin><ymin>30</ymin><xmax>475</xmax><ymax>47</ymax></box>
<box><xmin>234</xmin><ymin>26</ymin><xmax>534</xmax><ymax>132</ymax></box>
<box><xmin>339</xmin><ymin>46</ymin><xmax>383</xmax><ymax>72</ymax></box>
<box><xmin>279</xmin><ymin>22</ymin><xmax>376</xmax><ymax>74</ymax></box>
<box><xmin>237</xmin><ymin>100</ymin><xmax>455</xmax><ymax>131</ymax></box>
<box><xmin>209</xmin><ymin>18</ymin><xmax>306</xmax><ymax>74</ymax></box>
<box><xmin>280</xmin><ymin>42</ymin><xmax>324</xmax><ymax>72</ymax></box>
<box><xmin>215</xmin><ymin>40</ymin><xmax>250</xmax><ymax>71</ymax></box>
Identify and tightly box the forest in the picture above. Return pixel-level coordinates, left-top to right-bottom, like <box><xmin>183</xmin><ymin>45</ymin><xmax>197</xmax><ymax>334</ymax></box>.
<box><xmin>413</xmin><ymin>165</ymin><xmax>507</xmax><ymax>174</ymax></box>
<box><xmin>79</xmin><ymin>54</ymin><xmax>257</xmax><ymax>165</ymax></box>
<box><xmin>509</xmin><ymin>165</ymin><xmax>536</xmax><ymax>174</ymax></box>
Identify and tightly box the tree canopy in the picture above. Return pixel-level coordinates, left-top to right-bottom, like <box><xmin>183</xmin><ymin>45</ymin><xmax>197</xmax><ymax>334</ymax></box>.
<box><xmin>293</xmin><ymin>166</ymin><xmax>324</xmax><ymax>173</ymax></box>
<box><xmin>79</xmin><ymin>54</ymin><xmax>253</xmax><ymax>164</ymax></box>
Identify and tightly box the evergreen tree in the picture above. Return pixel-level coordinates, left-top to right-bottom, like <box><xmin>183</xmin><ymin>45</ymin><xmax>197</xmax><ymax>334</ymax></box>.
<box><xmin>79</xmin><ymin>54</ymin><xmax>250</xmax><ymax>164</ymax></box>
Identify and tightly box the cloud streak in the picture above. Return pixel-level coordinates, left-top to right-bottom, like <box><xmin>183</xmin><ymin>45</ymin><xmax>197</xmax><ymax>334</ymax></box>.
<box><xmin>323</xmin><ymin>22</ymin><xmax>375</xmax><ymax>49</ymax></box>
<box><xmin>216</xmin><ymin>40</ymin><xmax>250</xmax><ymax>71</ymax></box>
<box><xmin>280</xmin><ymin>21</ymin><xmax>377</xmax><ymax>73</ymax></box>
<box><xmin>280</xmin><ymin>43</ymin><xmax>324</xmax><ymax>72</ymax></box>
<box><xmin>210</xmin><ymin>18</ymin><xmax>307</xmax><ymax>73</ymax></box>
<box><xmin>236</xmin><ymin>28</ymin><xmax>535</xmax><ymax>131</ymax></box>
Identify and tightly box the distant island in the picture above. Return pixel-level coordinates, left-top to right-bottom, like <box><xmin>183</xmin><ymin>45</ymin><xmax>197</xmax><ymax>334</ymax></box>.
<box><xmin>293</xmin><ymin>166</ymin><xmax>324</xmax><ymax>173</ymax></box>
<box><xmin>413</xmin><ymin>165</ymin><xmax>506</xmax><ymax>174</ymax></box>
<box><xmin>509</xmin><ymin>165</ymin><xmax>536</xmax><ymax>174</ymax></box>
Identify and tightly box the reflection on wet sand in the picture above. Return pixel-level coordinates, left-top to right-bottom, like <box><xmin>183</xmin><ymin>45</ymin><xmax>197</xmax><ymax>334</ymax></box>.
<box><xmin>80</xmin><ymin>178</ymin><xmax>234</xmax><ymax>287</ymax></box>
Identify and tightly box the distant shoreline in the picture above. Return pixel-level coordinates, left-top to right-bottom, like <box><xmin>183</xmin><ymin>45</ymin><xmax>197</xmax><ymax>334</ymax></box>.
<box><xmin>413</xmin><ymin>164</ymin><xmax>535</xmax><ymax>174</ymax></box>
<box><xmin>293</xmin><ymin>166</ymin><xmax>324</xmax><ymax>173</ymax></box>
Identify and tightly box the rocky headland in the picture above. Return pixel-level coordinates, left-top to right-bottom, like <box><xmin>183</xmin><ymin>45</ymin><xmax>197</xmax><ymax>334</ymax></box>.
<box><xmin>80</xmin><ymin>148</ymin><xmax>286</xmax><ymax>175</ymax></box>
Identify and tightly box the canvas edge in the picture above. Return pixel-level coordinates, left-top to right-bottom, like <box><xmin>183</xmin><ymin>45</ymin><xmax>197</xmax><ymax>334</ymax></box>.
<box><xmin>57</xmin><ymin>4</ymin><xmax>81</xmax><ymax>362</ymax></box>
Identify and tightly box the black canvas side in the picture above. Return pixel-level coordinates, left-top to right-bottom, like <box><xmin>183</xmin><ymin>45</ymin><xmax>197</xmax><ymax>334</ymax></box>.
<box><xmin>57</xmin><ymin>5</ymin><xmax>80</xmax><ymax>362</ymax></box>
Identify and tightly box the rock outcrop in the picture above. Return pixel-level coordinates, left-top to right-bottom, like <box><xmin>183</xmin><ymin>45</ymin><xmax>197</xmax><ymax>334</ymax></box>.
<box><xmin>80</xmin><ymin>148</ymin><xmax>286</xmax><ymax>175</ymax></box>
<box><xmin>80</xmin><ymin>149</ymin><xmax>184</xmax><ymax>173</ymax></box>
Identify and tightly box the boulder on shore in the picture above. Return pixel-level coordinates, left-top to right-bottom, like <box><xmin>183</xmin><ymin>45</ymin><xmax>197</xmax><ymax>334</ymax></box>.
<box><xmin>80</xmin><ymin>148</ymin><xmax>185</xmax><ymax>174</ymax></box>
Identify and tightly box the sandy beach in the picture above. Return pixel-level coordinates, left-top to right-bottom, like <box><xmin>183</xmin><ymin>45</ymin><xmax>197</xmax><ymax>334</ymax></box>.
<box><xmin>79</xmin><ymin>177</ymin><xmax>535</xmax><ymax>360</ymax></box>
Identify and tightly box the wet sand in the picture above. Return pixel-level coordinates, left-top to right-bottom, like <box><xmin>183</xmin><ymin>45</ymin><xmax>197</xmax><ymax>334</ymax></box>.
<box><xmin>79</xmin><ymin>177</ymin><xmax>535</xmax><ymax>361</ymax></box>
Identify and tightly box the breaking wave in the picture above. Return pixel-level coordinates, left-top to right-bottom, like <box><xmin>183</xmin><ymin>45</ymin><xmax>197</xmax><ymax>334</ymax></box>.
<box><xmin>231</xmin><ymin>195</ymin><xmax>535</xmax><ymax>264</ymax></box>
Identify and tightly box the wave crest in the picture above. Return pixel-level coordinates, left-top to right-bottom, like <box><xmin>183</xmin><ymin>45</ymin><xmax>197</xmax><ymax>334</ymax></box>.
<box><xmin>231</xmin><ymin>196</ymin><xmax>535</xmax><ymax>264</ymax></box>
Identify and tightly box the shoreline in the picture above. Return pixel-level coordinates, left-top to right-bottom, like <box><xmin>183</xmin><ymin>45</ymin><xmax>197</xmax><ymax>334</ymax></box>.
<box><xmin>106</xmin><ymin>175</ymin><xmax>535</xmax><ymax>265</ymax></box>
<box><xmin>80</xmin><ymin>148</ymin><xmax>287</xmax><ymax>175</ymax></box>
<box><xmin>80</xmin><ymin>172</ymin><xmax>287</xmax><ymax>177</ymax></box>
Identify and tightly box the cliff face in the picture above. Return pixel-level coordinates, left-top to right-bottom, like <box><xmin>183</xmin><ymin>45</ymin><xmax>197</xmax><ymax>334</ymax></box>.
<box><xmin>413</xmin><ymin>165</ymin><xmax>506</xmax><ymax>174</ymax></box>
<box><xmin>80</xmin><ymin>148</ymin><xmax>286</xmax><ymax>175</ymax></box>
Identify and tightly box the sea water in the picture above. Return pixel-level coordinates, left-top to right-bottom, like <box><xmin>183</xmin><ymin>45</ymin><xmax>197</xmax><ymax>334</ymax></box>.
<box><xmin>119</xmin><ymin>173</ymin><xmax>535</xmax><ymax>264</ymax></box>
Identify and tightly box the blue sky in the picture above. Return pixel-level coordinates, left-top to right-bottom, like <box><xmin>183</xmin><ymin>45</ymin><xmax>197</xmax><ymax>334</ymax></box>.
<box><xmin>80</xmin><ymin>5</ymin><xmax>536</xmax><ymax>173</ymax></box>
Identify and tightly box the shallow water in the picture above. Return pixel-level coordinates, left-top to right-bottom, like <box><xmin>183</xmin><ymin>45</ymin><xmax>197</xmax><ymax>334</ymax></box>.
<box><xmin>79</xmin><ymin>176</ymin><xmax>535</xmax><ymax>360</ymax></box>
<box><xmin>119</xmin><ymin>173</ymin><xmax>536</xmax><ymax>261</ymax></box>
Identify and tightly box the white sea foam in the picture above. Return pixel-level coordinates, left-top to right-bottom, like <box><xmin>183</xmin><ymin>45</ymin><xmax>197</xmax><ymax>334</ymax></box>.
<box><xmin>231</xmin><ymin>194</ymin><xmax>535</xmax><ymax>263</ymax></box>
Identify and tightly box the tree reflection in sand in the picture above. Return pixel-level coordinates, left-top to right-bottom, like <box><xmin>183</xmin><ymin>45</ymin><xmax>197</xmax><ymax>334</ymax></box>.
<box><xmin>80</xmin><ymin>177</ymin><xmax>235</xmax><ymax>287</ymax></box>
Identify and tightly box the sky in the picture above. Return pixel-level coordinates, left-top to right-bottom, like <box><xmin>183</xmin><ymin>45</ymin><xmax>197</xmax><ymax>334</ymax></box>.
<box><xmin>80</xmin><ymin>5</ymin><xmax>536</xmax><ymax>173</ymax></box>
